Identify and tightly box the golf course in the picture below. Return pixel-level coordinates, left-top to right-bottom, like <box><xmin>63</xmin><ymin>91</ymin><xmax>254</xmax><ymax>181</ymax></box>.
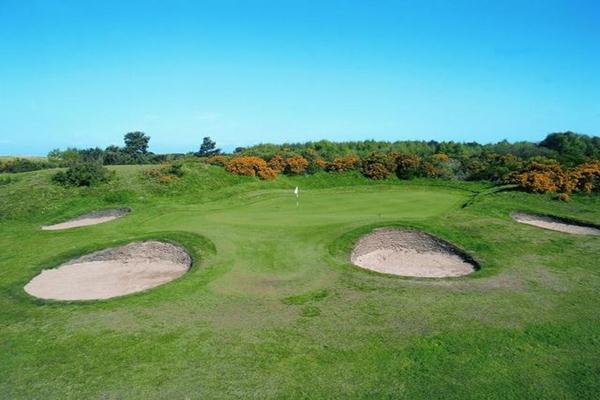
<box><xmin>1</xmin><ymin>163</ymin><xmax>599</xmax><ymax>399</ymax></box>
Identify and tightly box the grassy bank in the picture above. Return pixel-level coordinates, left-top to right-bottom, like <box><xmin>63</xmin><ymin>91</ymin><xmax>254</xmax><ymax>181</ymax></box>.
<box><xmin>1</xmin><ymin>164</ymin><xmax>599</xmax><ymax>399</ymax></box>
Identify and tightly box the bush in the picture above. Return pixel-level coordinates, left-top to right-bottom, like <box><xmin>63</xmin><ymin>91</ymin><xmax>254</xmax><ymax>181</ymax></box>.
<box><xmin>556</xmin><ymin>193</ymin><xmax>571</xmax><ymax>202</ymax></box>
<box><xmin>0</xmin><ymin>176</ymin><xmax>17</xmax><ymax>186</ymax></box>
<box><xmin>326</xmin><ymin>155</ymin><xmax>360</xmax><ymax>172</ymax></box>
<box><xmin>285</xmin><ymin>155</ymin><xmax>309</xmax><ymax>175</ymax></box>
<box><xmin>361</xmin><ymin>152</ymin><xmax>395</xmax><ymax>180</ymax></box>
<box><xmin>226</xmin><ymin>156</ymin><xmax>276</xmax><ymax>180</ymax></box>
<box><xmin>267</xmin><ymin>155</ymin><xmax>285</xmax><ymax>174</ymax></box>
<box><xmin>507</xmin><ymin>161</ymin><xmax>576</xmax><ymax>194</ymax></box>
<box><xmin>52</xmin><ymin>162</ymin><xmax>113</xmax><ymax>187</ymax></box>
<box><xmin>0</xmin><ymin>158</ymin><xmax>56</xmax><ymax>173</ymax></box>
<box><xmin>143</xmin><ymin>162</ymin><xmax>184</xmax><ymax>184</ymax></box>
<box><xmin>394</xmin><ymin>153</ymin><xmax>421</xmax><ymax>179</ymax></box>
<box><xmin>206</xmin><ymin>155</ymin><xmax>230</xmax><ymax>167</ymax></box>
<box><xmin>301</xmin><ymin>149</ymin><xmax>326</xmax><ymax>174</ymax></box>
<box><xmin>572</xmin><ymin>161</ymin><xmax>600</xmax><ymax>193</ymax></box>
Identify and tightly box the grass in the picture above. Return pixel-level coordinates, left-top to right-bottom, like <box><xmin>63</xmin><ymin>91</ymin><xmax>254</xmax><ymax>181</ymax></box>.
<box><xmin>1</xmin><ymin>163</ymin><xmax>600</xmax><ymax>399</ymax></box>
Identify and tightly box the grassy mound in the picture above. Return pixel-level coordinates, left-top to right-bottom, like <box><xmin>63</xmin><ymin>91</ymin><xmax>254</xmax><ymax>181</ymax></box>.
<box><xmin>1</xmin><ymin>162</ymin><xmax>600</xmax><ymax>399</ymax></box>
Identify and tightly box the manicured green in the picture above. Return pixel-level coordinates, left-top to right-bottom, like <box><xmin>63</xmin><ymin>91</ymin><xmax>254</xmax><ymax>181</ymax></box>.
<box><xmin>1</xmin><ymin>164</ymin><xmax>599</xmax><ymax>399</ymax></box>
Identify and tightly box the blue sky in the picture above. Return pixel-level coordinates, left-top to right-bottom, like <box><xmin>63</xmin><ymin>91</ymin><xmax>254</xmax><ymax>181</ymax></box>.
<box><xmin>1</xmin><ymin>0</ymin><xmax>599</xmax><ymax>155</ymax></box>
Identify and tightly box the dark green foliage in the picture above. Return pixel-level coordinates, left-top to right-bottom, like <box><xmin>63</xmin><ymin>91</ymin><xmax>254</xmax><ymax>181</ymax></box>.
<box><xmin>0</xmin><ymin>158</ymin><xmax>57</xmax><ymax>173</ymax></box>
<box><xmin>196</xmin><ymin>136</ymin><xmax>221</xmax><ymax>157</ymax></box>
<box><xmin>52</xmin><ymin>162</ymin><xmax>114</xmax><ymax>187</ymax></box>
<box><xmin>0</xmin><ymin>176</ymin><xmax>16</xmax><ymax>186</ymax></box>
<box><xmin>539</xmin><ymin>131</ymin><xmax>600</xmax><ymax>166</ymax></box>
<box><xmin>164</xmin><ymin>162</ymin><xmax>184</xmax><ymax>177</ymax></box>
<box><xmin>124</xmin><ymin>131</ymin><xmax>150</xmax><ymax>155</ymax></box>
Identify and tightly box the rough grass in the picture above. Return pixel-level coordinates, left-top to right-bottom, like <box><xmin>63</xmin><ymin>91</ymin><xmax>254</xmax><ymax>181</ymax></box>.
<box><xmin>1</xmin><ymin>163</ymin><xmax>599</xmax><ymax>399</ymax></box>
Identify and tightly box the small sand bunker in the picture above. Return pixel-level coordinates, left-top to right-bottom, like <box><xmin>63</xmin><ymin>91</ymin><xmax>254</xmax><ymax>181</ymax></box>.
<box><xmin>25</xmin><ymin>241</ymin><xmax>191</xmax><ymax>300</ymax></box>
<box><xmin>351</xmin><ymin>228</ymin><xmax>477</xmax><ymax>278</ymax></box>
<box><xmin>41</xmin><ymin>208</ymin><xmax>130</xmax><ymax>230</ymax></box>
<box><xmin>512</xmin><ymin>212</ymin><xmax>600</xmax><ymax>236</ymax></box>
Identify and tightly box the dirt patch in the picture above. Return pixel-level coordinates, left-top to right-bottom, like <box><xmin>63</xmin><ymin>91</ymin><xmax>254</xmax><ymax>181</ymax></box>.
<box><xmin>24</xmin><ymin>241</ymin><xmax>191</xmax><ymax>300</ymax></box>
<box><xmin>511</xmin><ymin>212</ymin><xmax>600</xmax><ymax>236</ymax></box>
<box><xmin>351</xmin><ymin>228</ymin><xmax>477</xmax><ymax>278</ymax></box>
<box><xmin>41</xmin><ymin>208</ymin><xmax>130</xmax><ymax>230</ymax></box>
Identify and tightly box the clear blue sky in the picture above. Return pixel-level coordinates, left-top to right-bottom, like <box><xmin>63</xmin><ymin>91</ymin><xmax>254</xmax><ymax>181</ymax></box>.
<box><xmin>1</xmin><ymin>0</ymin><xmax>599</xmax><ymax>155</ymax></box>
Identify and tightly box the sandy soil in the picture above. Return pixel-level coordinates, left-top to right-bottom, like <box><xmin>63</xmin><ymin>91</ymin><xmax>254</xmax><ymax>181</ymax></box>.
<box><xmin>41</xmin><ymin>208</ymin><xmax>130</xmax><ymax>230</ymax></box>
<box><xmin>351</xmin><ymin>228</ymin><xmax>476</xmax><ymax>278</ymax></box>
<box><xmin>24</xmin><ymin>241</ymin><xmax>191</xmax><ymax>300</ymax></box>
<box><xmin>511</xmin><ymin>212</ymin><xmax>600</xmax><ymax>236</ymax></box>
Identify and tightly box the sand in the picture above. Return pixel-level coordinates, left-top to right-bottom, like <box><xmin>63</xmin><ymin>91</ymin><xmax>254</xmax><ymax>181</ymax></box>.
<box><xmin>24</xmin><ymin>241</ymin><xmax>191</xmax><ymax>300</ymax></box>
<box><xmin>511</xmin><ymin>212</ymin><xmax>600</xmax><ymax>236</ymax></box>
<box><xmin>351</xmin><ymin>228</ymin><xmax>476</xmax><ymax>278</ymax></box>
<box><xmin>41</xmin><ymin>208</ymin><xmax>130</xmax><ymax>230</ymax></box>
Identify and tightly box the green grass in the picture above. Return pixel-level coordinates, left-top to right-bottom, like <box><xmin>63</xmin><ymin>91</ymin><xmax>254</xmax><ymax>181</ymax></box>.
<box><xmin>1</xmin><ymin>164</ymin><xmax>600</xmax><ymax>399</ymax></box>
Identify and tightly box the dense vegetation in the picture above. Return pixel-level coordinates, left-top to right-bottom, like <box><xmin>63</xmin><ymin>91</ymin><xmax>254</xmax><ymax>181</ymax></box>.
<box><xmin>211</xmin><ymin>132</ymin><xmax>600</xmax><ymax>198</ymax></box>
<box><xmin>1</xmin><ymin>164</ymin><xmax>599</xmax><ymax>398</ymax></box>
<box><xmin>2</xmin><ymin>131</ymin><xmax>599</xmax><ymax>196</ymax></box>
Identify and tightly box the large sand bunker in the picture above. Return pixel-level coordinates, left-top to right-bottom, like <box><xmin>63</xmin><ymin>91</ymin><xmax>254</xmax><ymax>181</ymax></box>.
<box><xmin>511</xmin><ymin>212</ymin><xmax>600</xmax><ymax>236</ymax></box>
<box><xmin>41</xmin><ymin>208</ymin><xmax>130</xmax><ymax>230</ymax></box>
<box><xmin>25</xmin><ymin>241</ymin><xmax>191</xmax><ymax>300</ymax></box>
<box><xmin>351</xmin><ymin>228</ymin><xmax>477</xmax><ymax>278</ymax></box>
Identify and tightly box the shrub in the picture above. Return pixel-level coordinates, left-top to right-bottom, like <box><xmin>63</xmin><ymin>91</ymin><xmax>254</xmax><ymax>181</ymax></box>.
<box><xmin>226</xmin><ymin>156</ymin><xmax>276</xmax><ymax>180</ymax></box>
<box><xmin>465</xmin><ymin>154</ymin><xmax>523</xmax><ymax>182</ymax></box>
<box><xmin>164</xmin><ymin>162</ymin><xmax>184</xmax><ymax>177</ymax></box>
<box><xmin>285</xmin><ymin>155</ymin><xmax>309</xmax><ymax>175</ymax></box>
<box><xmin>361</xmin><ymin>152</ymin><xmax>395</xmax><ymax>180</ymax></box>
<box><xmin>0</xmin><ymin>176</ymin><xmax>17</xmax><ymax>186</ymax></box>
<box><xmin>394</xmin><ymin>153</ymin><xmax>421</xmax><ymax>179</ymax></box>
<box><xmin>267</xmin><ymin>155</ymin><xmax>286</xmax><ymax>174</ymax></box>
<box><xmin>326</xmin><ymin>155</ymin><xmax>360</xmax><ymax>172</ymax></box>
<box><xmin>573</xmin><ymin>161</ymin><xmax>600</xmax><ymax>193</ymax></box>
<box><xmin>507</xmin><ymin>161</ymin><xmax>576</xmax><ymax>194</ymax></box>
<box><xmin>0</xmin><ymin>158</ymin><xmax>56</xmax><ymax>173</ymax></box>
<box><xmin>206</xmin><ymin>155</ymin><xmax>230</xmax><ymax>167</ymax></box>
<box><xmin>556</xmin><ymin>193</ymin><xmax>571</xmax><ymax>202</ymax></box>
<box><xmin>143</xmin><ymin>162</ymin><xmax>184</xmax><ymax>184</ymax></box>
<box><xmin>302</xmin><ymin>149</ymin><xmax>326</xmax><ymax>174</ymax></box>
<box><xmin>52</xmin><ymin>162</ymin><xmax>113</xmax><ymax>187</ymax></box>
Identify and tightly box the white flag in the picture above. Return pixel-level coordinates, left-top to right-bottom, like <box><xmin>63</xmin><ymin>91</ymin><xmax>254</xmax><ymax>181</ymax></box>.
<box><xmin>294</xmin><ymin>186</ymin><xmax>299</xmax><ymax>197</ymax></box>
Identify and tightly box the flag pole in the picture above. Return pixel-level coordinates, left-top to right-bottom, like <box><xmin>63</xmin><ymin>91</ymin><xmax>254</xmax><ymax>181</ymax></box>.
<box><xmin>294</xmin><ymin>186</ymin><xmax>299</xmax><ymax>207</ymax></box>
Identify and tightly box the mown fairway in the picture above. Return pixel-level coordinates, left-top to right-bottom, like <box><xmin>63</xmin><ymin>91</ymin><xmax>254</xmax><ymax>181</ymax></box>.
<box><xmin>1</xmin><ymin>164</ymin><xmax>600</xmax><ymax>399</ymax></box>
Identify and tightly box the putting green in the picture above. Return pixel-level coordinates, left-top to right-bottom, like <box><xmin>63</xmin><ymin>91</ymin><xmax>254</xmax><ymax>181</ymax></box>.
<box><xmin>1</xmin><ymin>166</ymin><xmax>600</xmax><ymax>399</ymax></box>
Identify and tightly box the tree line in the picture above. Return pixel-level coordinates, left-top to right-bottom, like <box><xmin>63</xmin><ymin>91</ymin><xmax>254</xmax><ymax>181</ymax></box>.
<box><xmin>1</xmin><ymin>131</ymin><xmax>599</xmax><ymax>198</ymax></box>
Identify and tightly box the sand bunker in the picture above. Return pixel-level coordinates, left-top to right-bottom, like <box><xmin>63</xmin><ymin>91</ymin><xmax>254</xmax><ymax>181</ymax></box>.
<box><xmin>511</xmin><ymin>212</ymin><xmax>600</xmax><ymax>236</ymax></box>
<box><xmin>351</xmin><ymin>228</ymin><xmax>477</xmax><ymax>278</ymax></box>
<box><xmin>41</xmin><ymin>208</ymin><xmax>130</xmax><ymax>230</ymax></box>
<box><xmin>25</xmin><ymin>241</ymin><xmax>191</xmax><ymax>300</ymax></box>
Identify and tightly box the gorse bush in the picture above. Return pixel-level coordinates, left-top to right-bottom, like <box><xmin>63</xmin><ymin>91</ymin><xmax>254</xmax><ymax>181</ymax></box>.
<box><xmin>361</xmin><ymin>152</ymin><xmax>395</xmax><ymax>180</ymax></box>
<box><xmin>508</xmin><ymin>160</ymin><xmax>600</xmax><ymax>194</ymax></box>
<box><xmin>226</xmin><ymin>156</ymin><xmax>276</xmax><ymax>180</ymax></box>
<box><xmin>326</xmin><ymin>155</ymin><xmax>360</xmax><ymax>172</ymax></box>
<box><xmin>52</xmin><ymin>162</ymin><xmax>114</xmax><ymax>187</ymax></box>
<box><xmin>205</xmin><ymin>155</ymin><xmax>230</xmax><ymax>167</ymax></box>
<box><xmin>285</xmin><ymin>155</ymin><xmax>309</xmax><ymax>175</ymax></box>
<box><xmin>143</xmin><ymin>162</ymin><xmax>185</xmax><ymax>184</ymax></box>
<box><xmin>395</xmin><ymin>153</ymin><xmax>421</xmax><ymax>179</ymax></box>
<box><xmin>267</xmin><ymin>155</ymin><xmax>286</xmax><ymax>174</ymax></box>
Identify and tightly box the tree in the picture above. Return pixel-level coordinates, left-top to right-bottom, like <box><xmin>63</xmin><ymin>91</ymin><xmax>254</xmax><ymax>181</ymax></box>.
<box><xmin>124</xmin><ymin>131</ymin><xmax>150</xmax><ymax>155</ymax></box>
<box><xmin>196</xmin><ymin>137</ymin><xmax>221</xmax><ymax>157</ymax></box>
<box><xmin>539</xmin><ymin>132</ymin><xmax>590</xmax><ymax>166</ymax></box>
